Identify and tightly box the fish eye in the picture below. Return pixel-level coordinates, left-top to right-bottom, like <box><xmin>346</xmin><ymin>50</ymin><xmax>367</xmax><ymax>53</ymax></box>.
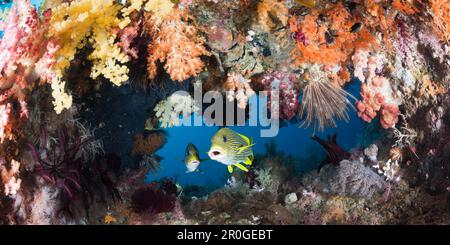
<box><xmin>222</xmin><ymin>136</ymin><xmax>227</xmax><ymax>142</ymax></box>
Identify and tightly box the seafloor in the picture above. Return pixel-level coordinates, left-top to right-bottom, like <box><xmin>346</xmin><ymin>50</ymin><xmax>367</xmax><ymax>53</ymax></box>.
<box><xmin>0</xmin><ymin>0</ymin><xmax>449</xmax><ymax>225</ymax></box>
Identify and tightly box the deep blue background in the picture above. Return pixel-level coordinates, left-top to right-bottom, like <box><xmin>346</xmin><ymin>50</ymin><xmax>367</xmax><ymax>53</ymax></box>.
<box><xmin>147</xmin><ymin>80</ymin><xmax>377</xmax><ymax>189</ymax></box>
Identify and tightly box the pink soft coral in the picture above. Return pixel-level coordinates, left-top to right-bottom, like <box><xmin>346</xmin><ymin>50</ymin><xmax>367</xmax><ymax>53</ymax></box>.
<box><xmin>0</xmin><ymin>0</ymin><xmax>55</xmax><ymax>143</ymax></box>
<box><xmin>380</xmin><ymin>104</ymin><xmax>400</xmax><ymax>129</ymax></box>
<box><xmin>356</xmin><ymin>76</ymin><xmax>400</xmax><ymax>129</ymax></box>
<box><xmin>223</xmin><ymin>72</ymin><xmax>255</xmax><ymax>109</ymax></box>
<box><xmin>261</xmin><ymin>72</ymin><xmax>300</xmax><ymax>121</ymax></box>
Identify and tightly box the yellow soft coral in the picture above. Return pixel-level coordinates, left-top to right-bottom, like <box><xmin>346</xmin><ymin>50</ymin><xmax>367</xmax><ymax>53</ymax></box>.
<box><xmin>119</xmin><ymin>0</ymin><xmax>174</xmax><ymax>28</ymax></box>
<box><xmin>144</xmin><ymin>0</ymin><xmax>174</xmax><ymax>25</ymax></box>
<box><xmin>50</xmin><ymin>77</ymin><xmax>73</xmax><ymax>114</ymax></box>
<box><xmin>48</xmin><ymin>0</ymin><xmax>129</xmax><ymax>113</ymax></box>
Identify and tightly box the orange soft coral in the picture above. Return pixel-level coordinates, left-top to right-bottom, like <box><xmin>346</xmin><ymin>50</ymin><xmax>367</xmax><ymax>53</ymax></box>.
<box><xmin>146</xmin><ymin>9</ymin><xmax>210</xmax><ymax>82</ymax></box>
<box><xmin>392</xmin><ymin>0</ymin><xmax>420</xmax><ymax>15</ymax></box>
<box><xmin>429</xmin><ymin>0</ymin><xmax>450</xmax><ymax>43</ymax></box>
<box><xmin>289</xmin><ymin>2</ymin><xmax>378</xmax><ymax>67</ymax></box>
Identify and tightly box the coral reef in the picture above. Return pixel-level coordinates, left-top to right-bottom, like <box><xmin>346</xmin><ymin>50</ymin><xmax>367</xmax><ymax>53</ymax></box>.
<box><xmin>1</xmin><ymin>0</ymin><xmax>450</xmax><ymax>227</ymax></box>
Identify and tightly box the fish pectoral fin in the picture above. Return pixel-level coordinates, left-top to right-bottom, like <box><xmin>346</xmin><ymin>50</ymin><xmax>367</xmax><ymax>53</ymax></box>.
<box><xmin>237</xmin><ymin>133</ymin><xmax>251</xmax><ymax>145</ymax></box>
<box><xmin>244</xmin><ymin>156</ymin><xmax>253</xmax><ymax>165</ymax></box>
<box><xmin>237</xmin><ymin>144</ymin><xmax>255</xmax><ymax>154</ymax></box>
<box><xmin>228</xmin><ymin>165</ymin><xmax>234</xmax><ymax>173</ymax></box>
<box><xmin>235</xmin><ymin>163</ymin><xmax>249</xmax><ymax>172</ymax></box>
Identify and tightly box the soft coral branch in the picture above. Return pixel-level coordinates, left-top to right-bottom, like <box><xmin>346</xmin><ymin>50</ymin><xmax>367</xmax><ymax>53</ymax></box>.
<box><xmin>0</xmin><ymin>0</ymin><xmax>55</xmax><ymax>143</ymax></box>
<box><xmin>146</xmin><ymin>9</ymin><xmax>210</xmax><ymax>82</ymax></box>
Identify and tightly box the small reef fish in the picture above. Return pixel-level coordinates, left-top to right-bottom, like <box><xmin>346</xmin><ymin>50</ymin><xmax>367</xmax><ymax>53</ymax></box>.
<box><xmin>208</xmin><ymin>128</ymin><xmax>255</xmax><ymax>173</ymax></box>
<box><xmin>296</xmin><ymin>0</ymin><xmax>315</xmax><ymax>8</ymax></box>
<box><xmin>184</xmin><ymin>143</ymin><xmax>205</xmax><ymax>173</ymax></box>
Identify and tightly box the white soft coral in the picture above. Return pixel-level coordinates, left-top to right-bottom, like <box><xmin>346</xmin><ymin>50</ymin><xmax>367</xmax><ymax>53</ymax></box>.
<box><xmin>154</xmin><ymin>92</ymin><xmax>199</xmax><ymax>128</ymax></box>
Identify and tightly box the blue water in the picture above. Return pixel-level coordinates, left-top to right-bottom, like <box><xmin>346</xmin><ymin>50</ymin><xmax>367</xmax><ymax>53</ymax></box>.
<box><xmin>147</xmin><ymin>79</ymin><xmax>376</xmax><ymax>189</ymax></box>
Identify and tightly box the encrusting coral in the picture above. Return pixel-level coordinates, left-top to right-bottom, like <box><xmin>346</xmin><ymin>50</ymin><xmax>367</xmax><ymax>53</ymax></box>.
<box><xmin>257</xmin><ymin>0</ymin><xmax>289</xmax><ymax>32</ymax></box>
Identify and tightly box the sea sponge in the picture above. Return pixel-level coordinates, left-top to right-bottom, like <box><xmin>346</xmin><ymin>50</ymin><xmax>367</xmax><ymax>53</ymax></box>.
<box><xmin>131</xmin><ymin>132</ymin><xmax>166</xmax><ymax>156</ymax></box>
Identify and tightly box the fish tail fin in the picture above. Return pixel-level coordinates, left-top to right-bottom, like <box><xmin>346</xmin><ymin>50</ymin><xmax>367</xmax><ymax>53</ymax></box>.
<box><xmin>235</xmin><ymin>163</ymin><xmax>249</xmax><ymax>172</ymax></box>
<box><xmin>228</xmin><ymin>165</ymin><xmax>234</xmax><ymax>173</ymax></box>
